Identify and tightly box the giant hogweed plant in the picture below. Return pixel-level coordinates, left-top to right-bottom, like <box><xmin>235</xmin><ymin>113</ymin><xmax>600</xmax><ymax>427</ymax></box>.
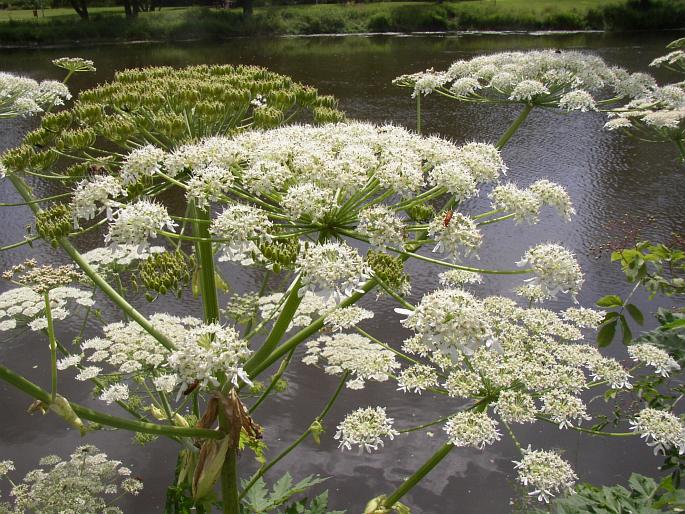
<box><xmin>0</xmin><ymin>51</ymin><xmax>682</xmax><ymax>513</ymax></box>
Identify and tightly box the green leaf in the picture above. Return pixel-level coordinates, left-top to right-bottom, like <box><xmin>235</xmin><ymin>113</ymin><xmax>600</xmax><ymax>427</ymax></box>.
<box><xmin>597</xmin><ymin>318</ymin><xmax>618</xmax><ymax>347</ymax></box>
<box><xmin>192</xmin><ymin>268</ymin><xmax>200</xmax><ymax>299</ymax></box>
<box><xmin>620</xmin><ymin>315</ymin><xmax>633</xmax><ymax>345</ymax></box>
<box><xmin>215</xmin><ymin>270</ymin><xmax>230</xmax><ymax>293</ymax></box>
<box><xmin>596</xmin><ymin>295</ymin><xmax>624</xmax><ymax>308</ymax></box>
<box><xmin>663</xmin><ymin>318</ymin><xmax>685</xmax><ymax>330</ymax></box>
<box><xmin>625</xmin><ymin>304</ymin><xmax>644</xmax><ymax>325</ymax></box>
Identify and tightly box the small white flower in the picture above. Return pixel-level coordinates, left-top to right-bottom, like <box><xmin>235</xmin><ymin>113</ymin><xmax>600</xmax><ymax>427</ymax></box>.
<box><xmin>559</xmin><ymin>90</ymin><xmax>596</xmax><ymax>112</ymax></box>
<box><xmin>120</xmin><ymin>145</ymin><xmax>165</xmax><ymax>185</ymax></box>
<box><xmin>335</xmin><ymin>406</ymin><xmax>398</xmax><ymax>453</ymax></box>
<box><xmin>429</xmin><ymin>212</ymin><xmax>482</xmax><ymax>262</ymax></box>
<box><xmin>509</xmin><ymin>80</ymin><xmax>549</xmax><ymax>101</ymax></box>
<box><xmin>56</xmin><ymin>354</ymin><xmax>82</xmax><ymax>370</ymax></box>
<box><xmin>105</xmin><ymin>199</ymin><xmax>177</xmax><ymax>249</ymax></box>
<box><xmin>517</xmin><ymin>243</ymin><xmax>584</xmax><ymax>301</ymax></box>
<box><xmin>304</xmin><ymin>333</ymin><xmax>399</xmax><ymax>389</ymax></box>
<box><xmin>357</xmin><ymin>205</ymin><xmax>405</xmax><ymax>249</ymax></box>
<box><xmin>297</xmin><ymin>242</ymin><xmax>371</xmax><ymax>303</ymax></box>
<box><xmin>443</xmin><ymin>411</ymin><xmax>501</xmax><ymax>449</ymax></box>
<box><xmin>99</xmin><ymin>383</ymin><xmax>129</xmax><ymax>404</ymax></box>
<box><xmin>324</xmin><ymin>306</ymin><xmax>374</xmax><ymax>331</ymax></box>
<box><xmin>628</xmin><ymin>344</ymin><xmax>680</xmax><ymax>377</ymax></box>
<box><xmin>630</xmin><ymin>408</ymin><xmax>685</xmax><ymax>455</ymax></box>
<box><xmin>514</xmin><ymin>447</ymin><xmax>577</xmax><ymax>503</ymax></box>
<box><xmin>282</xmin><ymin>183</ymin><xmax>336</xmax><ymax>222</ymax></box>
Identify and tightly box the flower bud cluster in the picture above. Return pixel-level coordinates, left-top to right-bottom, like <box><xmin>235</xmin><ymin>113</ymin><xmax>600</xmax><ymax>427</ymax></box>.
<box><xmin>138</xmin><ymin>251</ymin><xmax>194</xmax><ymax>296</ymax></box>
<box><xmin>36</xmin><ymin>204</ymin><xmax>72</xmax><ymax>245</ymax></box>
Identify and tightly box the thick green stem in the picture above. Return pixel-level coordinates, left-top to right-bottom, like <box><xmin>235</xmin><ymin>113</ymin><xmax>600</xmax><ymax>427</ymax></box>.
<box><xmin>192</xmin><ymin>204</ymin><xmax>220</xmax><ymax>323</ymax></box>
<box><xmin>0</xmin><ymin>364</ymin><xmax>222</xmax><ymax>439</ymax></box>
<box><xmin>496</xmin><ymin>104</ymin><xmax>533</xmax><ymax>150</ymax></box>
<box><xmin>244</xmin><ymin>277</ymin><xmax>302</xmax><ymax>375</ymax></box>
<box><xmin>383</xmin><ymin>443</ymin><xmax>454</xmax><ymax>509</ymax></box>
<box><xmin>43</xmin><ymin>293</ymin><xmax>58</xmax><ymax>403</ymax></box>
<box><xmin>192</xmin><ymin>205</ymin><xmax>238</xmax><ymax>514</ymax></box>
<box><xmin>6</xmin><ymin>174</ymin><xmax>176</xmax><ymax>351</ymax></box>
<box><xmin>221</xmin><ymin>448</ymin><xmax>240</xmax><ymax>514</ymax></box>
<box><xmin>248</xmin><ymin>279</ymin><xmax>376</xmax><ymax>380</ymax></box>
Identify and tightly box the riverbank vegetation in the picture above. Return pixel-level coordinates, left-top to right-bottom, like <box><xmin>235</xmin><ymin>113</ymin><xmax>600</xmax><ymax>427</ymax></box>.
<box><xmin>0</xmin><ymin>0</ymin><xmax>683</xmax><ymax>46</ymax></box>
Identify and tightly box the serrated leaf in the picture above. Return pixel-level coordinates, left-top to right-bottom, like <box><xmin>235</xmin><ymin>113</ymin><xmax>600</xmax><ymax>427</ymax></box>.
<box><xmin>596</xmin><ymin>295</ymin><xmax>623</xmax><ymax>308</ymax></box>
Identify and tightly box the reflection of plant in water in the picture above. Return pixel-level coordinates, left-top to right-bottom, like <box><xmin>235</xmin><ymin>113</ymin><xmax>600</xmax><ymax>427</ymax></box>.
<box><xmin>0</xmin><ymin>45</ymin><xmax>683</xmax><ymax>514</ymax></box>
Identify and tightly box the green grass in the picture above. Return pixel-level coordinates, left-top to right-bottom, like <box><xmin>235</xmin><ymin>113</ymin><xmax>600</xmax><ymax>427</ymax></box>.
<box><xmin>0</xmin><ymin>0</ymin><xmax>682</xmax><ymax>45</ymax></box>
<box><xmin>0</xmin><ymin>6</ymin><xmax>123</xmax><ymax>21</ymax></box>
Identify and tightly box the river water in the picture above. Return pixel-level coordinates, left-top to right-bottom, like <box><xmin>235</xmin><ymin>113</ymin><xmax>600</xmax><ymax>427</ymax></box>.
<box><xmin>1</xmin><ymin>31</ymin><xmax>685</xmax><ymax>513</ymax></box>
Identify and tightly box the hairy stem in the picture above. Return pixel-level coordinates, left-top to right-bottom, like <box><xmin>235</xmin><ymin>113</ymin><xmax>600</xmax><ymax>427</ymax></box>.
<box><xmin>0</xmin><ymin>364</ymin><xmax>222</xmax><ymax>439</ymax></box>
<box><xmin>43</xmin><ymin>292</ymin><xmax>58</xmax><ymax>403</ymax></box>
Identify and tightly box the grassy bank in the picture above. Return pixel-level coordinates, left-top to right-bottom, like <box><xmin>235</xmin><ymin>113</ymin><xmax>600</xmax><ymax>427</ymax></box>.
<box><xmin>0</xmin><ymin>0</ymin><xmax>683</xmax><ymax>46</ymax></box>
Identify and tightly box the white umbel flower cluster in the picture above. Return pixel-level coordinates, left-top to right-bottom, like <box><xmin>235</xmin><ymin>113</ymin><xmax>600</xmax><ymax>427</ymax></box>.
<box><xmin>630</xmin><ymin>408</ymin><xmax>685</xmax><ymax>455</ymax></box>
<box><xmin>167</xmin><ymin>323</ymin><xmax>252</xmax><ymax>392</ymax></box>
<box><xmin>186</xmin><ymin>164</ymin><xmax>235</xmax><ymax>209</ymax></box>
<box><xmin>120</xmin><ymin>145</ymin><xmax>165</xmax><ymax>185</ymax></box>
<box><xmin>439</xmin><ymin>269</ymin><xmax>482</xmax><ymax>287</ymax></box>
<box><xmin>81</xmin><ymin>314</ymin><xmax>201</xmax><ymax>378</ymax></box>
<box><xmin>493</xmin><ymin>390</ymin><xmax>538</xmax><ymax>424</ymax></box>
<box><xmin>428</xmin><ymin>212</ymin><xmax>482</xmax><ymax>262</ymax></box>
<box><xmin>72</xmin><ymin>175</ymin><xmax>127</xmax><ymax>225</ymax></box>
<box><xmin>303</xmin><ymin>333</ymin><xmax>399</xmax><ymax>389</ymax></box>
<box><xmin>396</xmin><ymin>363</ymin><xmax>439</xmax><ymax>394</ymax></box>
<box><xmin>513</xmin><ymin>447</ymin><xmax>577</xmax><ymax>503</ymax></box>
<box><xmin>324</xmin><ymin>306</ymin><xmax>374</xmax><ymax>331</ymax></box>
<box><xmin>0</xmin><ymin>286</ymin><xmax>94</xmax><ymax>333</ymax></box>
<box><xmin>394</xmin><ymin>50</ymin><xmax>648</xmax><ymax>107</ymax></box>
<box><xmin>82</xmin><ymin>245</ymin><xmax>165</xmax><ymax>274</ymax></box>
<box><xmin>628</xmin><ymin>343</ymin><xmax>680</xmax><ymax>377</ymax></box>
<box><xmin>517</xmin><ymin>243</ymin><xmax>584</xmax><ymax>301</ymax></box>
<box><xmin>357</xmin><ymin>205</ymin><xmax>406</xmax><ymax>249</ymax></box>
<box><xmin>297</xmin><ymin>242</ymin><xmax>371</xmax><ymax>303</ymax></box>
<box><xmin>335</xmin><ymin>406</ymin><xmax>399</xmax><ymax>453</ymax></box>
<box><xmin>210</xmin><ymin>204</ymin><xmax>272</xmax><ymax>264</ymax></box>
<box><xmin>398</xmin><ymin>288</ymin><xmax>493</xmax><ymax>357</ymax></box>
<box><xmin>489</xmin><ymin>179</ymin><xmax>575</xmax><ymax>225</ymax></box>
<box><xmin>282</xmin><ymin>183</ymin><xmax>336</xmax><ymax>222</ymax></box>
<box><xmin>258</xmin><ymin>290</ymin><xmax>332</xmax><ymax>331</ymax></box>
<box><xmin>99</xmin><ymin>383</ymin><xmax>129</xmax><ymax>404</ymax></box>
<box><xmin>105</xmin><ymin>199</ymin><xmax>177</xmax><ymax>249</ymax></box>
<box><xmin>3</xmin><ymin>445</ymin><xmax>141</xmax><ymax>514</ymax></box>
<box><xmin>0</xmin><ymin>71</ymin><xmax>71</xmax><ymax>118</ymax></box>
<box><xmin>443</xmin><ymin>411</ymin><xmax>501</xmax><ymax>449</ymax></box>
<box><xmin>562</xmin><ymin>307</ymin><xmax>606</xmax><ymax>329</ymax></box>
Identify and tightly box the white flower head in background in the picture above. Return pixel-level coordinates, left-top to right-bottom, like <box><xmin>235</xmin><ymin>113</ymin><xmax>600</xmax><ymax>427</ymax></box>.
<box><xmin>335</xmin><ymin>406</ymin><xmax>399</xmax><ymax>453</ymax></box>
<box><xmin>514</xmin><ymin>447</ymin><xmax>577</xmax><ymax>503</ymax></box>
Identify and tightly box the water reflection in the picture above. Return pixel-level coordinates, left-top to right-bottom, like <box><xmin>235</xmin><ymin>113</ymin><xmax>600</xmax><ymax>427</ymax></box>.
<box><xmin>1</xmin><ymin>31</ymin><xmax>685</xmax><ymax>513</ymax></box>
